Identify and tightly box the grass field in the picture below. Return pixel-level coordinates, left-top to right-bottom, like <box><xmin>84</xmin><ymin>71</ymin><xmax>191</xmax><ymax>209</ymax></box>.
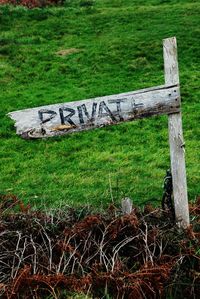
<box><xmin>0</xmin><ymin>0</ymin><xmax>199</xmax><ymax>209</ymax></box>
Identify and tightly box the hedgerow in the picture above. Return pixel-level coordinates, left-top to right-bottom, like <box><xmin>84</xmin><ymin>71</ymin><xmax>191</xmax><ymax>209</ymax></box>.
<box><xmin>0</xmin><ymin>0</ymin><xmax>64</xmax><ymax>8</ymax></box>
<box><xmin>0</xmin><ymin>194</ymin><xmax>200</xmax><ymax>298</ymax></box>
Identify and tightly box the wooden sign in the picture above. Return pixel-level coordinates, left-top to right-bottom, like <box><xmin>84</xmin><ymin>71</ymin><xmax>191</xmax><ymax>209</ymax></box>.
<box><xmin>8</xmin><ymin>84</ymin><xmax>180</xmax><ymax>139</ymax></box>
<box><xmin>8</xmin><ymin>37</ymin><xmax>190</xmax><ymax>228</ymax></box>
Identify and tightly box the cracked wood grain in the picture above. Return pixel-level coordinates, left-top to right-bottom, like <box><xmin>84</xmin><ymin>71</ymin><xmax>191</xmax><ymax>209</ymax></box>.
<box><xmin>8</xmin><ymin>84</ymin><xmax>180</xmax><ymax>139</ymax></box>
<box><xmin>163</xmin><ymin>37</ymin><xmax>189</xmax><ymax>228</ymax></box>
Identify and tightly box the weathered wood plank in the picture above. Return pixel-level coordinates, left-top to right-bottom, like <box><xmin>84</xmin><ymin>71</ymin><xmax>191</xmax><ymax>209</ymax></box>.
<box><xmin>8</xmin><ymin>84</ymin><xmax>180</xmax><ymax>139</ymax></box>
<box><xmin>163</xmin><ymin>37</ymin><xmax>190</xmax><ymax>228</ymax></box>
<box><xmin>121</xmin><ymin>198</ymin><xmax>133</xmax><ymax>215</ymax></box>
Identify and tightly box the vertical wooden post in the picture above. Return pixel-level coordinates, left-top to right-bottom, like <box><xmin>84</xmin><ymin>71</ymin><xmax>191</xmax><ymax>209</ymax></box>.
<box><xmin>163</xmin><ymin>37</ymin><xmax>190</xmax><ymax>228</ymax></box>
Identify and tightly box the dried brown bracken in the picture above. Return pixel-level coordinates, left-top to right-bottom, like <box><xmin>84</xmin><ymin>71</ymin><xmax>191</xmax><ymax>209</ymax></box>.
<box><xmin>0</xmin><ymin>194</ymin><xmax>200</xmax><ymax>298</ymax></box>
<box><xmin>0</xmin><ymin>0</ymin><xmax>63</xmax><ymax>8</ymax></box>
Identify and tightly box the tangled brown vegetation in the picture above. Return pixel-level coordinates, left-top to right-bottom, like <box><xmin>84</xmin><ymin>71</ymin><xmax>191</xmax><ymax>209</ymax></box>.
<box><xmin>0</xmin><ymin>0</ymin><xmax>63</xmax><ymax>9</ymax></box>
<box><xmin>0</xmin><ymin>194</ymin><xmax>200</xmax><ymax>298</ymax></box>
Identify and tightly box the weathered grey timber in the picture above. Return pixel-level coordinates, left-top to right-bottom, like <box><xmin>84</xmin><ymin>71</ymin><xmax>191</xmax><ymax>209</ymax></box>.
<box><xmin>163</xmin><ymin>37</ymin><xmax>190</xmax><ymax>228</ymax></box>
<box><xmin>121</xmin><ymin>198</ymin><xmax>133</xmax><ymax>215</ymax></box>
<box><xmin>8</xmin><ymin>84</ymin><xmax>180</xmax><ymax>139</ymax></box>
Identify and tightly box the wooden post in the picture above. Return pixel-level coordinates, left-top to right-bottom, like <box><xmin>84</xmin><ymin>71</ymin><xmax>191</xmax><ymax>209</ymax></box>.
<box><xmin>121</xmin><ymin>197</ymin><xmax>133</xmax><ymax>215</ymax></box>
<box><xmin>163</xmin><ymin>37</ymin><xmax>190</xmax><ymax>228</ymax></box>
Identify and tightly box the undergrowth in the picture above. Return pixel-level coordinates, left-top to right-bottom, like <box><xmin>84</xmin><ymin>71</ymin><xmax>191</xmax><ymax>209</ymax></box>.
<box><xmin>0</xmin><ymin>0</ymin><xmax>64</xmax><ymax>8</ymax></box>
<box><xmin>1</xmin><ymin>194</ymin><xmax>200</xmax><ymax>298</ymax></box>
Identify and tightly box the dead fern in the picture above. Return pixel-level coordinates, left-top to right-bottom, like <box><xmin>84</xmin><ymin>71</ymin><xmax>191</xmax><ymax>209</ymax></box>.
<box><xmin>1</xmin><ymin>194</ymin><xmax>200</xmax><ymax>298</ymax></box>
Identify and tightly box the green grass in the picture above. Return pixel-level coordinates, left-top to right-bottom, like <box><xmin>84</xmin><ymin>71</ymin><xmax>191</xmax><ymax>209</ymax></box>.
<box><xmin>0</xmin><ymin>0</ymin><xmax>199</xmax><ymax>208</ymax></box>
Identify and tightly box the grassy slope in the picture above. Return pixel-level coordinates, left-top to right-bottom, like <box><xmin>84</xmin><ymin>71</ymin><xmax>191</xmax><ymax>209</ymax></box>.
<box><xmin>0</xmin><ymin>0</ymin><xmax>199</xmax><ymax>208</ymax></box>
